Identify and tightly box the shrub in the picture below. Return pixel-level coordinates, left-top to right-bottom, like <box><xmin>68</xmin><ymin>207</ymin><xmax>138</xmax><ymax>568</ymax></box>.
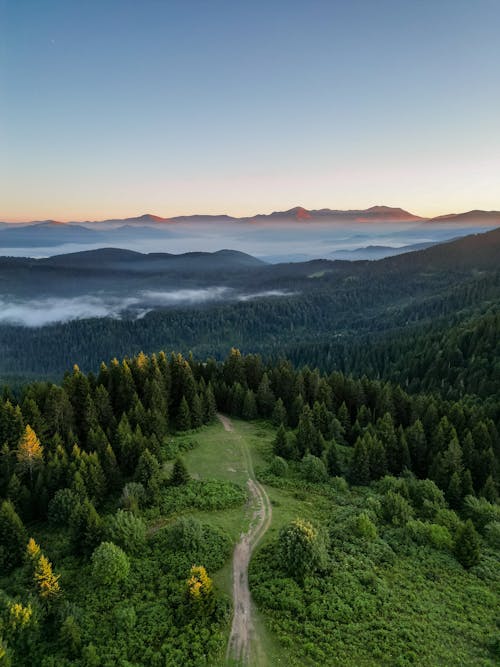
<box><xmin>406</xmin><ymin>520</ymin><xmax>453</xmax><ymax>550</ymax></box>
<box><xmin>120</xmin><ymin>482</ymin><xmax>146</xmax><ymax>513</ymax></box>
<box><xmin>91</xmin><ymin>542</ymin><xmax>130</xmax><ymax>586</ymax></box>
<box><xmin>380</xmin><ymin>491</ymin><xmax>413</xmax><ymax>526</ymax></box>
<box><xmin>463</xmin><ymin>496</ymin><xmax>500</xmax><ymax>533</ymax></box>
<box><xmin>433</xmin><ymin>508</ymin><xmax>461</xmax><ymax>534</ymax></box>
<box><xmin>485</xmin><ymin>521</ymin><xmax>500</xmax><ymax>549</ymax></box>
<box><xmin>354</xmin><ymin>512</ymin><xmax>378</xmax><ymax>541</ymax></box>
<box><xmin>300</xmin><ymin>455</ymin><xmax>328</xmax><ymax>483</ymax></box>
<box><xmin>278</xmin><ymin>518</ymin><xmax>328</xmax><ymax>581</ymax></box>
<box><xmin>408</xmin><ymin>478</ymin><xmax>445</xmax><ymax>515</ymax></box>
<box><xmin>106</xmin><ymin>509</ymin><xmax>146</xmax><ymax>555</ymax></box>
<box><xmin>167</xmin><ymin>517</ymin><xmax>204</xmax><ymax>552</ymax></box>
<box><xmin>269</xmin><ymin>456</ymin><xmax>289</xmax><ymax>477</ymax></box>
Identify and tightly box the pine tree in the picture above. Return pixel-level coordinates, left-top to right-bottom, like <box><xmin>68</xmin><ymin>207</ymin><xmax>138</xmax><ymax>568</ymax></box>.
<box><xmin>480</xmin><ymin>475</ymin><xmax>498</xmax><ymax>503</ymax></box>
<box><xmin>376</xmin><ymin>413</ymin><xmax>399</xmax><ymax>474</ymax></box>
<box><xmin>257</xmin><ymin>373</ymin><xmax>275</xmax><ymax>417</ymax></box>
<box><xmin>204</xmin><ymin>383</ymin><xmax>217</xmax><ymax>423</ymax></box>
<box><xmin>171</xmin><ymin>457</ymin><xmax>190</xmax><ymax>486</ymax></box>
<box><xmin>242</xmin><ymin>389</ymin><xmax>257</xmax><ymax>420</ymax></box>
<box><xmin>190</xmin><ymin>393</ymin><xmax>204</xmax><ymax>429</ymax></box>
<box><xmin>406</xmin><ymin>419</ymin><xmax>428</xmax><ymax>476</ymax></box>
<box><xmin>0</xmin><ymin>499</ymin><xmax>27</xmax><ymax>571</ymax></box>
<box><xmin>350</xmin><ymin>436</ymin><xmax>370</xmax><ymax>485</ymax></box>
<box><xmin>177</xmin><ymin>396</ymin><xmax>191</xmax><ymax>431</ymax></box>
<box><xmin>326</xmin><ymin>441</ymin><xmax>341</xmax><ymax>476</ymax></box>
<box><xmin>454</xmin><ymin>519</ymin><xmax>480</xmax><ymax>569</ymax></box>
<box><xmin>17</xmin><ymin>425</ymin><xmax>43</xmax><ymax>485</ymax></box>
<box><xmin>447</xmin><ymin>471</ymin><xmax>463</xmax><ymax>509</ymax></box>
<box><xmin>272</xmin><ymin>398</ymin><xmax>287</xmax><ymax>426</ymax></box>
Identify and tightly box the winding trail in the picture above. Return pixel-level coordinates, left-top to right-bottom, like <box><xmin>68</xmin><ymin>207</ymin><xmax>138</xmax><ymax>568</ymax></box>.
<box><xmin>218</xmin><ymin>414</ymin><xmax>273</xmax><ymax>666</ymax></box>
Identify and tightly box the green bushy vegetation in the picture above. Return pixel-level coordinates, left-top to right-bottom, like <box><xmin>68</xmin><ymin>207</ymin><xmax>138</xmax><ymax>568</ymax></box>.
<box><xmin>250</xmin><ymin>473</ymin><xmax>500</xmax><ymax>666</ymax></box>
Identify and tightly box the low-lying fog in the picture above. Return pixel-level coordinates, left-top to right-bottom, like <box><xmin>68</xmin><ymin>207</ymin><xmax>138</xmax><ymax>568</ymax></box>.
<box><xmin>0</xmin><ymin>222</ymin><xmax>488</xmax><ymax>262</ymax></box>
<box><xmin>0</xmin><ymin>288</ymin><xmax>294</xmax><ymax>327</ymax></box>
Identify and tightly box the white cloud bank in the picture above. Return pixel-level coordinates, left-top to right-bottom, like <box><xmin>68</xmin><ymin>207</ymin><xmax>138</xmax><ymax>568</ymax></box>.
<box><xmin>0</xmin><ymin>288</ymin><xmax>295</xmax><ymax>327</ymax></box>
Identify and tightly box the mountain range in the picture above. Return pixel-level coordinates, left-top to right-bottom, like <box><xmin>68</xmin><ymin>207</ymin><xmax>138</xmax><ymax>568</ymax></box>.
<box><xmin>2</xmin><ymin>205</ymin><xmax>500</xmax><ymax>227</ymax></box>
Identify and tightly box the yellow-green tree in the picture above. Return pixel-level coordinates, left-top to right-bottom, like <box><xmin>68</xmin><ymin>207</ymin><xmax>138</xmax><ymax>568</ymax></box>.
<box><xmin>186</xmin><ymin>565</ymin><xmax>213</xmax><ymax>602</ymax></box>
<box><xmin>17</xmin><ymin>425</ymin><xmax>43</xmax><ymax>484</ymax></box>
<box><xmin>8</xmin><ymin>601</ymin><xmax>33</xmax><ymax>631</ymax></box>
<box><xmin>26</xmin><ymin>537</ymin><xmax>41</xmax><ymax>564</ymax></box>
<box><xmin>34</xmin><ymin>554</ymin><xmax>61</xmax><ymax>600</ymax></box>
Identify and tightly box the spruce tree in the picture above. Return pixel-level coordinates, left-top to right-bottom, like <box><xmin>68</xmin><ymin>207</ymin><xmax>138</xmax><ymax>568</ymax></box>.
<box><xmin>0</xmin><ymin>499</ymin><xmax>27</xmax><ymax>571</ymax></box>
<box><xmin>350</xmin><ymin>436</ymin><xmax>370</xmax><ymax>485</ymax></box>
<box><xmin>454</xmin><ymin>519</ymin><xmax>480</xmax><ymax>569</ymax></box>
<box><xmin>242</xmin><ymin>389</ymin><xmax>257</xmax><ymax>420</ymax></box>
<box><xmin>272</xmin><ymin>398</ymin><xmax>287</xmax><ymax>426</ymax></box>
<box><xmin>171</xmin><ymin>457</ymin><xmax>190</xmax><ymax>486</ymax></box>
<box><xmin>177</xmin><ymin>396</ymin><xmax>191</xmax><ymax>431</ymax></box>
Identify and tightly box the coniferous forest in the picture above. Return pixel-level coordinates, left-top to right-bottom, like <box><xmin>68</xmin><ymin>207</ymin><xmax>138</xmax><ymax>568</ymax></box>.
<box><xmin>0</xmin><ymin>343</ymin><xmax>499</xmax><ymax>665</ymax></box>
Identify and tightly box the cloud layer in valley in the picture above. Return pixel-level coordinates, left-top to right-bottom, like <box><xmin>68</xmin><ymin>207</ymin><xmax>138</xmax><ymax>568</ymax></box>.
<box><xmin>0</xmin><ymin>288</ymin><xmax>293</xmax><ymax>327</ymax></box>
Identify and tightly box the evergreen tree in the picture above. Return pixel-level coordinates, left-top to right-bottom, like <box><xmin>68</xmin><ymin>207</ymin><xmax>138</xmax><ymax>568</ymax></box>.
<box><xmin>0</xmin><ymin>500</ymin><xmax>27</xmax><ymax>571</ymax></box>
<box><xmin>257</xmin><ymin>373</ymin><xmax>275</xmax><ymax>417</ymax></box>
<box><xmin>190</xmin><ymin>393</ymin><xmax>204</xmax><ymax>429</ymax></box>
<box><xmin>326</xmin><ymin>441</ymin><xmax>341</xmax><ymax>477</ymax></box>
<box><xmin>242</xmin><ymin>389</ymin><xmax>257</xmax><ymax>420</ymax></box>
<box><xmin>272</xmin><ymin>398</ymin><xmax>287</xmax><ymax>426</ymax></box>
<box><xmin>171</xmin><ymin>457</ymin><xmax>190</xmax><ymax>486</ymax></box>
<box><xmin>177</xmin><ymin>396</ymin><xmax>191</xmax><ymax>431</ymax></box>
<box><xmin>454</xmin><ymin>519</ymin><xmax>481</xmax><ymax>569</ymax></box>
<box><xmin>350</xmin><ymin>436</ymin><xmax>370</xmax><ymax>485</ymax></box>
<box><xmin>204</xmin><ymin>383</ymin><xmax>217</xmax><ymax>423</ymax></box>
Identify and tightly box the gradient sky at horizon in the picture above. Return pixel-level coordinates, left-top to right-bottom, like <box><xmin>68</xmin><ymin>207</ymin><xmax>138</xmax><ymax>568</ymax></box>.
<box><xmin>1</xmin><ymin>0</ymin><xmax>499</xmax><ymax>222</ymax></box>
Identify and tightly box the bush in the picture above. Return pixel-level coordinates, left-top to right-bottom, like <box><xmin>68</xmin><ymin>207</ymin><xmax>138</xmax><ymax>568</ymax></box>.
<box><xmin>106</xmin><ymin>509</ymin><xmax>146</xmax><ymax>555</ymax></box>
<box><xmin>120</xmin><ymin>482</ymin><xmax>146</xmax><ymax>513</ymax></box>
<box><xmin>269</xmin><ymin>456</ymin><xmax>289</xmax><ymax>477</ymax></box>
<box><xmin>380</xmin><ymin>491</ymin><xmax>413</xmax><ymax>526</ymax></box>
<box><xmin>463</xmin><ymin>496</ymin><xmax>500</xmax><ymax>533</ymax></box>
<box><xmin>91</xmin><ymin>541</ymin><xmax>130</xmax><ymax>586</ymax></box>
<box><xmin>278</xmin><ymin>518</ymin><xmax>328</xmax><ymax>581</ymax></box>
<box><xmin>485</xmin><ymin>521</ymin><xmax>500</xmax><ymax>549</ymax></box>
<box><xmin>300</xmin><ymin>455</ymin><xmax>328</xmax><ymax>483</ymax></box>
<box><xmin>433</xmin><ymin>508</ymin><xmax>461</xmax><ymax>534</ymax></box>
<box><xmin>377</xmin><ymin>475</ymin><xmax>409</xmax><ymax>498</ymax></box>
<box><xmin>354</xmin><ymin>512</ymin><xmax>378</xmax><ymax>541</ymax></box>
<box><xmin>149</xmin><ymin>519</ymin><xmax>231</xmax><ymax>575</ymax></box>
<box><xmin>161</xmin><ymin>480</ymin><xmax>246</xmax><ymax>514</ymax></box>
<box><xmin>167</xmin><ymin>517</ymin><xmax>204</xmax><ymax>552</ymax></box>
<box><xmin>406</xmin><ymin>520</ymin><xmax>453</xmax><ymax>550</ymax></box>
<box><xmin>408</xmin><ymin>478</ymin><xmax>445</xmax><ymax>515</ymax></box>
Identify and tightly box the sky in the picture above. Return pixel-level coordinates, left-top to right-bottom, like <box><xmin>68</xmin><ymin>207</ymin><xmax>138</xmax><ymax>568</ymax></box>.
<box><xmin>1</xmin><ymin>0</ymin><xmax>499</xmax><ymax>222</ymax></box>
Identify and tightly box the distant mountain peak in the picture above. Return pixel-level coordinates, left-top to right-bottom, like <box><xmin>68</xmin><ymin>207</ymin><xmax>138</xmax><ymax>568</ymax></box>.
<box><xmin>132</xmin><ymin>213</ymin><xmax>169</xmax><ymax>222</ymax></box>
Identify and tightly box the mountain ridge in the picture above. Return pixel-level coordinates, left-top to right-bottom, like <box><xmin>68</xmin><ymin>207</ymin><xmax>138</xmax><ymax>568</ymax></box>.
<box><xmin>3</xmin><ymin>205</ymin><xmax>500</xmax><ymax>227</ymax></box>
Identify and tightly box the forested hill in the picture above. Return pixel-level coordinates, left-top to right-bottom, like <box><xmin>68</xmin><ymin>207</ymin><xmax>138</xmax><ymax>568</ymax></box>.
<box><xmin>0</xmin><ymin>226</ymin><xmax>499</xmax><ymax>385</ymax></box>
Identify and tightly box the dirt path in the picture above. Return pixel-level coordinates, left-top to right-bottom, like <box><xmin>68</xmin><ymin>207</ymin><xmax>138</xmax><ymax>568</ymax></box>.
<box><xmin>218</xmin><ymin>414</ymin><xmax>273</xmax><ymax>666</ymax></box>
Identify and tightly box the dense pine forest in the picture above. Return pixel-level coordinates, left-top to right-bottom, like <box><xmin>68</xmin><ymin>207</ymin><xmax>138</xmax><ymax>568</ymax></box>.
<box><xmin>0</xmin><ymin>348</ymin><xmax>499</xmax><ymax>665</ymax></box>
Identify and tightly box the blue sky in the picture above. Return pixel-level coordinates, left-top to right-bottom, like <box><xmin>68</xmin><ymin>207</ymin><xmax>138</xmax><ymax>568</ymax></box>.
<box><xmin>1</xmin><ymin>0</ymin><xmax>499</xmax><ymax>220</ymax></box>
